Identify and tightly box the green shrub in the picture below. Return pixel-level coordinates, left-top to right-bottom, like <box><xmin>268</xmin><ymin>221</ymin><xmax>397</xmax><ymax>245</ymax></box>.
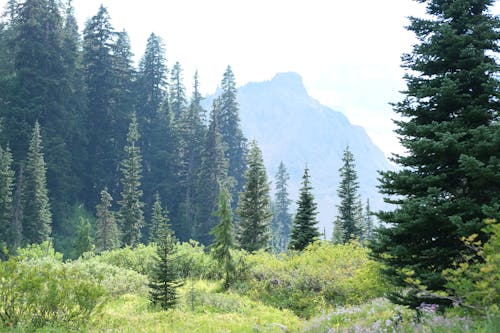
<box><xmin>95</xmin><ymin>244</ymin><xmax>157</xmax><ymax>275</ymax></box>
<box><xmin>444</xmin><ymin>219</ymin><xmax>500</xmax><ymax>316</ymax></box>
<box><xmin>0</xmin><ymin>255</ymin><xmax>105</xmax><ymax>329</ymax></box>
<box><xmin>237</xmin><ymin>241</ymin><xmax>387</xmax><ymax>318</ymax></box>
<box><xmin>69</xmin><ymin>259</ymin><xmax>150</xmax><ymax>297</ymax></box>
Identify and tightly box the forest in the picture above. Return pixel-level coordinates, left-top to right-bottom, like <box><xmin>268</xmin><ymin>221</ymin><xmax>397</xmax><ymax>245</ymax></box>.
<box><xmin>0</xmin><ymin>0</ymin><xmax>499</xmax><ymax>332</ymax></box>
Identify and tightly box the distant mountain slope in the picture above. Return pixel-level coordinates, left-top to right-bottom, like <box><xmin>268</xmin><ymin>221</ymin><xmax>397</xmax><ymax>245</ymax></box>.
<box><xmin>205</xmin><ymin>72</ymin><xmax>394</xmax><ymax>237</ymax></box>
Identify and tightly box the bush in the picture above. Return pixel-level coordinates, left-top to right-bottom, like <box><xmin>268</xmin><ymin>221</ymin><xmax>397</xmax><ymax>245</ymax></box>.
<box><xmin>0</xmin><ymin>254</ymin><xmax>105</xmax><ymax>329</ymax></box>
<box><xmin>95</xmin><ymin>244</ymin><xmax>157</xmax><ymax>275</ymax></box>
<box><xmin>444</xmin><ymin>219</ymin><xmax>500</xmax><ymax>316</ymax></box>
<box><xmin>236</xmin><ymin>241</ymin><xmax>387</xmax><ymax>318</ymax></box>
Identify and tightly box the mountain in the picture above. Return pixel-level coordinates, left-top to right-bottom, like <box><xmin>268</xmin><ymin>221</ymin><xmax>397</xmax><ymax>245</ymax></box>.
<box><xmin>205</xmin><ymin>72</ymin><xmax>394</xmax><ymax>237</ymax></box>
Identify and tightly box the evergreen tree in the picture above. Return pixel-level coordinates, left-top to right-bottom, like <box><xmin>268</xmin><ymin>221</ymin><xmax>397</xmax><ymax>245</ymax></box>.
<box><xmin>362</xmin><ymin>199</ymin><xmax>374</xmax><ymax>242</ymax></box>
<box><xmin>176</xmin><ymin>72</ymin><xmax>206</xmax><ymax>241</ymax></box>
<box><xmin>95</xmin><ymin>187</ymin><xmax>120</xmax><ymax>252</ymax></box>
<box><xmin>150</xmin><ymin>192</ymin><xmax>167</xmax><ymax>244</ymax></box>
<box><xmin>216</xmin><ymin>66</ymin><xmax>247</xmax><ymax>204</ymax></box>
<box><xmin>210</xmin><ymin>186</ymin><xmax>235</xmax><ymax>289</ymax></box>
<box><xmin>371</xmin><ymin>0</ymin><xmax>500</xmax><ymax>308</ymax></box>
<box><xmin>82</xmin><ymin>5</ymin><xmax>120</xmax><ymax>207</ymax></box>
<box><xmin>169</xmin><ymin>61</ymin><xmax>187</xmax><ymax>120</ymax></box>
<box><xmin>288</xmin><ymin>166</ymin><xmax>319</xmax><ymax>251</ymax></box>
<box><xmin>271</xmin><ymin>161</ymin><xmax>292</xmax><ymax>252</ymax></box>
<box><xmin>118</xmin><ymin>114</ymin><xmax>145</xmax><ymax>247</ymax></box>
<box><xmin>136</xmin><ymin>33</ymin><xmax>178</xmax><ymax>227</ymax></box>
<box><xmin>332</xmin><ymin>217</ymin><xmax>344</xmax><ymax>245</ymax></box>
<box><xmin>0</xmin><ymin>145</ymin><xmax>14</xmax><ymax>252</ymax></box>
<box><xmin>336</xmin><ymin>146</ymin><xmax>362</xmax><ymax>243</ymax></box>
<box><xmin>149</xmin><ymin>204</ymin><xmax>182</xmax><ymax>310</ymax></box>
<box><xmin>1</xmin><ymin>0</ymin><xmax>78</xmax><ymax>228</ymax></box>
<box><xmin>11</xmin><ymin>164</ymin><xmax>24</xmax><ymax>250</ymax></box>
<box><xmin>236</xmin><ymin>140</ymin><xmax>272</xmax><ymax>252</ymax></box>
<box><xmin>23</xmin><ymin>121</ymin><xmax>52</xmax><ymax>245</ymax></box>
<box><xmin>73</xmin><ymin>217</ymin><xmax>93</xmax><ymax>258</ymax></box>
<box><xmin>194</xmin><ymin>99</ymin><xmax>229</xmax><ymax>245</ymax></box>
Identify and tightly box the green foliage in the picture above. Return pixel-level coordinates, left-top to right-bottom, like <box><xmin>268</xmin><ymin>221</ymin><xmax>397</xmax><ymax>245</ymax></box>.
<box><xmin>271</xmin><ymin>161</ymin><xmax>292</xmax><ymax>252</ymax></box>
<box><xmin>23</xmin><ymin>121</ymin><xmax>52</xmax><ymax>245</ymax></box>
<box><xmin>70</xmin><ymin>257</ymin><xmax>149</xmax><ymax>298</ymax></box>
<box><xmin>288</xmin><ymin>167</ymin><xmax>320</xmax><ymax>251</ymax></box>
<box><xmin>444</xmin><ymin>219</ymin><xmax>500</xmax><ymax>316</ymax></box>
<box><xmin>95</xmin><ymin>187</ymin><xmax>120</xmax><ymax>252</ymax></box>
<box><xmin>236</xmin><ymin>140</ymin><xmax>272</xmax><ymax>252</ymax></box>
<box><xmin>73</xmin><ymin>217</ymin><xmax>94</xmax><ymax>258</ymax></box>
<box><xmin>95</xmin><ymin>244</ymin><xmax>157</xmax><ymax>276</ymax></box>
<box><xmin>0</xmin><ymin>145</ymin><xmax>14</xmax><ymax>254</ymax></box>
<box><xmin>238</xmin><ymin>241</ymin><xmax>387</xmax><ymax>318</ymax></box>
<box><xmin>211</xmin><ymin>187</ymin><xmax>235</xmax><ymax>289</ymax></box>
<box><xmin>335</xmin><ymin>146</ymin><xmax>363</xmax><ymax>243</ymax></box>
<box><xmin>149</xmin><ymin>208</ymin><xmax>182</xmax><ymax>309</ymax></box>
<box><xmin>118</xmin><ymin>113</ymin><xmax>145</xmax><ymax>247</ymax></box>
<box><xmin>174</xmin><ymin>240</ymin><xmax>220</xmax><ymax>279</ymax></box>
<box><xmin>372</xmin><ymin>0</ymin><xmax>500</xmax><ymax>307</ymax></box>
<box><xmin>0</xmin><ymin>246</ymin><xmax>105</xmax><ymax>329</ymax></box>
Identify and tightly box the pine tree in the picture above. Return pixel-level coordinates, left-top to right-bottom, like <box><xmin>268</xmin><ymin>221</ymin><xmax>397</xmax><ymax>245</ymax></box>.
<box><xmin>82</xmin><ymin>5</ymin><xmax>119</xmax><ymax>207</ymax></box>
<box><xmin>288</xmin><ymin>167</ymin><xmax>319</xmax><ymax>251</ymax></box>
<box><xmin>271</xmin><ymin>161</ymin><xmax>292</xmax><ymax>252</ymax></box>
<box><xmin>216</xmin><ymin>66</ymin><xmax>247</xmax><ymax>204</ymax></box>
<box><xmin>95</xmin><ymin>187</ymin><xmax>120</xmax><ymax>252</ymax></box>
<box><xmin>210</xmin><ymin>186</ymin><xmax>235</xmax><ymax>289</ymax></box>
<box><xmin>118</xmin><ymin>114</ymin><xmax>145</xmax><ymax>247</ymax></box>
<box><xmin>176</xmin><ymin>72</ymin><xmax>207</xmax><ymax>241</ymax></box>
<box><xmin>370</xmin><ymin>0</ymin><xmax>500</xmax><ymax>308</ymax></box>
<box><xmin>169</xmin><ymin>61</ymin><xmax>187</xmax><ymax>120</ymax></box>
<box><xmin>332</xmin><ymin>217</ymin><xmax>344</xmax><ymax>245</ymax></box>
<box><xmin>362</xmin><ymin>199</ymin><xmax>374</xmax><ymax>242</ymax></box>
<box><xmin>336</xmin><ymin>146</ymin><xmax>362</xmax><ymax>243</ymax></box>
<box><xmin>194</xmin><ymin>99</ymin><xmax>229</xmax><ymax>245</ymax></box>
<box><xmin>0</xmin><ymin>145</ymin><xmax>14</xmax><ymax>252</ymax></box>
<box><xmin>236</xmin><ymin>140</ymin><xmax>272</xmax><ymax>252</ymax></box>
<box><xmin>150</xmin><ymin>192</ymin><xmax>166</xmax><ymax>244</ymax></box>
<box><xmin>73</xmin><ymin>217</ymin><xmax>93</xmax><ymax>258</ymax></box>
<box><xmin>149</xmin><ymin>204</ymin><xmax>182</xmax><ymax>310</ymax></box>
<box><xmin>23</xmin><ymin>121</ymin><xmax>52</xmax><ymax>245</ymax></box>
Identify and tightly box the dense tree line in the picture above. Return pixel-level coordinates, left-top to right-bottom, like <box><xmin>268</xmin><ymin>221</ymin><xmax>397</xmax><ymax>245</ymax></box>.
<box><xmin>0</xmin><ymin>1</ymin><xmax>256</xmax><ymax>254</ymax></box>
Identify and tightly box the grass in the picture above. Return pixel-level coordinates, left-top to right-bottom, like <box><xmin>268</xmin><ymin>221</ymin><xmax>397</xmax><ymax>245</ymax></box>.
<box><xmin>86</xmin><ymin>280</ymin><xmax>304</xmax><ymax>333</ymax></box>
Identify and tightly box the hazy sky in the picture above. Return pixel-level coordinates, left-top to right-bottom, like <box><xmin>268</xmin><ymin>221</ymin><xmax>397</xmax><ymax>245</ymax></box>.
<box><xmin>2</xmin><ymin>1</ymin><xmax>499</xmax><ymax>157</ymax></box>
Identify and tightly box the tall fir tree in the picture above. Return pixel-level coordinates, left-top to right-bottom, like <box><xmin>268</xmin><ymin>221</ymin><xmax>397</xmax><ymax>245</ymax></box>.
<box><xmin>210</xmin><ymin>186</ymin><xmax>235</xmax><ymax>289</ymax></box>
<box><xmin>136</xmin><ymin>33</ymin><xmax>179</xmax><ymax>226</ymax></box>
<box><xmin>362</xmin><ymin>199</ymin><xmax>374</xmax><ymax>242</ymax></box>
<box><xmin>288</xmin><ymin>166</ymin><xmax>319</xmax><ymax>251</ymax></box>
<box><xmin>1</xmin><ymin>0</ymin><xmax>78</xmax><ymax>229</ymax></box>
<box><xmin>169</xmin><ymin>61</ymin><xmax>187</xmax><ymax>120</ymax></box>
<box><xmin>82</xmin><ymin>5</ymin><xmax>121</xmax><ymax>207</ymax></box>
<box><xmin>73</xmin><ymin>217</ymin><xmax>93</xmax><ymax>258</ymax></box>
<box><xmin>194</xmin><ymin>99</ymin><xmax>229</xmax><ymax>245</ymax></box>
<box><xmin>216</xmin><ymin>66</ymin><xmax>247</xmax><ymax>205</ymax></box>
<box><xmin>118</xmin><ymin>114</ymin><xmax>145</xmax><ymax>247</ymax></box>
<box><xmin>0</xmin><ymin>145</ymin><xmax>14</xmax><ymax>252</ymax></box>
<box><xmin>271</xmin><ymin>161</ymin><xmax>292</xmax><ymax>252</ymax></box>
<box><xmin>23</xmin><ymin>121</ymin><xmax>52</xmax><ymax>245</ymax></box>
<box><xmin>370</xmin><ymin>0</ymin><xmax>500</xmax><ymax>308</ymax></box>
<box><xmin>176</xmin><ymin>71</ymin><xmax>206</xmax><ymax>241</ymax></box>
<box><xmin>149</xmin><ymin>203</ymin><xmax>182</xmax><ymax>310</ymax></box>
<box><xmin>95</xmin><ymin>187</ymin><xmax>120</xmax><ymax>252</ymax></box>
<box><xmin>149</xmin><ymin>192</ymin><xmax>167</xmax><ymax>244</ymax></box>
<box><xmin>335</xmin><ymin>146</ymin><xmax>363</xmax><ymax>243</ymax></box>
<box><xmin>236</xmin><ymin>140</ymin><xmax>272</xmax><ymax>252</ymax></box>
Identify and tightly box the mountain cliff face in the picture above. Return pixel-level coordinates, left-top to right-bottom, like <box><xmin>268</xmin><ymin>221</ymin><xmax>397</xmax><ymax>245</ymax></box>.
<box><xmin>206</xmin><ymin>72</ymin><xmax>394</xmax><ymax>237</ymax></box>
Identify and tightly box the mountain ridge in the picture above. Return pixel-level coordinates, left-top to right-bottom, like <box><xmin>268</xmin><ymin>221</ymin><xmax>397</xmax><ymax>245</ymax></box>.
<box><xmin>205</xmin><ymin>72</ymin><xmax>394</xmax><ymax>237</ymax></box>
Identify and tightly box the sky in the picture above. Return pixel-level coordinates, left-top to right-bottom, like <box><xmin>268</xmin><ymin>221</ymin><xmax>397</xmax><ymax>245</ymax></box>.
<box><xmin>2</xmin><ymin>1</ymin><xmax>499</xmax><ymax>158</ymax></box>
